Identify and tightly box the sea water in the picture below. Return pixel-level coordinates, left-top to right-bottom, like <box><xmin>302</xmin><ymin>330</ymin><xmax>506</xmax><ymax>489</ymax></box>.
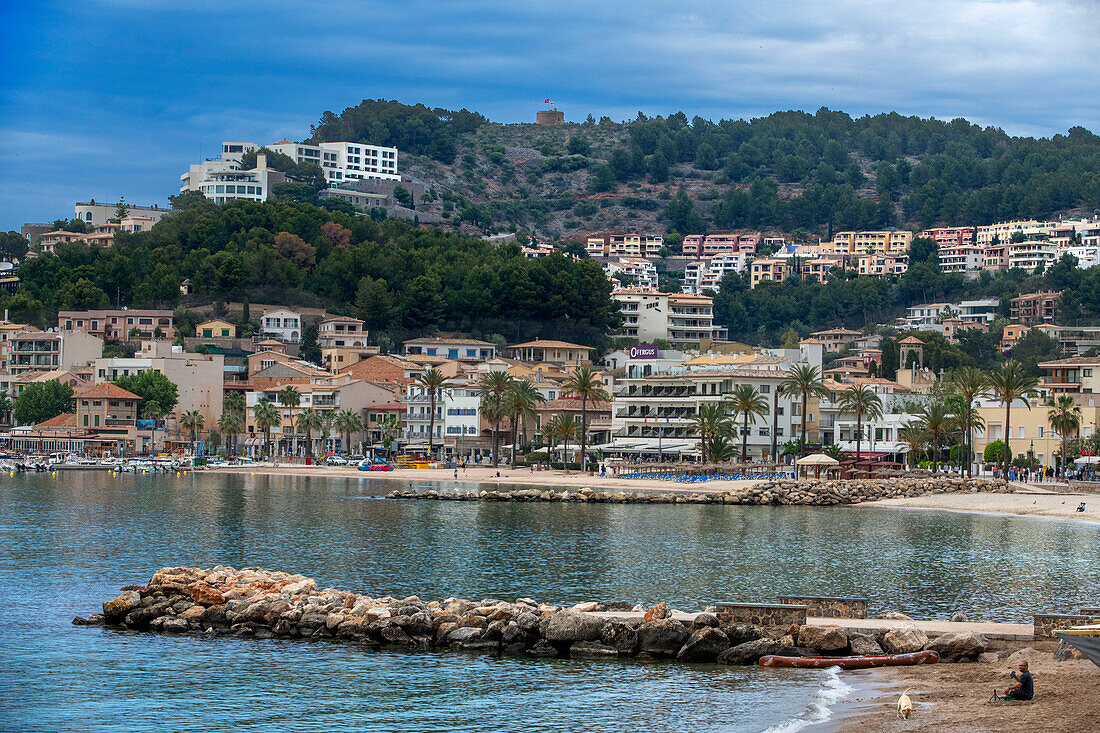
<box><xmin>1</xmin><ymin>472</ymin><xmax>1097</xmax><ymax>732</ymax></box>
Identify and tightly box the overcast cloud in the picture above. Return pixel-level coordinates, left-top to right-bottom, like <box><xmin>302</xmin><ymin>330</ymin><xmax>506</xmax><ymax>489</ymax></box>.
<box><xmin>1</xmin><ymin>0</ymin><xmax>1096</xmax><ymax>228</ymax></box>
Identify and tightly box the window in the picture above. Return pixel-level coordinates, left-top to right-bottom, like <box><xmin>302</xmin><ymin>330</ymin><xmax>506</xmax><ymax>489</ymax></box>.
<box><xmin>1085</xmin><ymin>369</ymin><xmax>1093</xmax><ymax>377</ymax></box>
<box><xmin>1018</xmin><ymin>426</ymin><xmax>1025</xmax><ymax>439</ymax></box>
<box><xmin>1037</xmin><ymin>426</ymin><xmax>1045</xmax><ymax>438</ymax></box>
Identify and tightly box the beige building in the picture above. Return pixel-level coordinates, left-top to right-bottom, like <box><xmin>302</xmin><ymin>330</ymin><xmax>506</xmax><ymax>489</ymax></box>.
<box><xmin>809</xmin><ymin>328</ymin><xmax>863</xmax><ymax>353</ymax></box>
<box><xmin>75</xmin><ymin>382</ymin><xmax>140</xmax><ymax>430</ymax></box>
<box><xmin>196</xmin><ymin>319</ymin><xmax>235</xmax><ymax>338</ymax></box>
<box><xmin>749</xmin><ymin>257</ymin><xmax>788</xmax><ymax>288</ymax></box>
<box><xmin>612</xmin><ymin>288</ymin><xmax>728</xmax><ymax>346</ymax></box>
<box><xmin>1038</xmin><ymin>356</ymin><xmax>1100</xmax><ymax>396</ymax></box>
<box><xmin>8</xmin><ymin>330</ymin><xmax>103</xmax><ymax>376</ymax></box>
<box><xmin>975</xmin><ymin>395</ymin><xmax>1100</xmax><ymax>468</ymax></box>
<box><xmin>504</xmin><ymin>339</ymin><xmax>595</xmax><ymax>366</ymax></box>
<box><xmin>829</xmin><ymin>230</ymin><xmax>912</xmax><ymax>255</ymax></box>
<box><xmin>584</xmin><ymin>232</ymin><xmax>663</xmax><ymax>258</ymax></box>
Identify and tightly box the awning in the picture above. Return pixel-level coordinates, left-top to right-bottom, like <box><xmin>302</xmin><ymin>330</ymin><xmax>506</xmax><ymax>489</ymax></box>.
<box><xmin>1075</xmin><ymin>456</ymin><xmax>1100</xmax><ymax>465</ymax></box>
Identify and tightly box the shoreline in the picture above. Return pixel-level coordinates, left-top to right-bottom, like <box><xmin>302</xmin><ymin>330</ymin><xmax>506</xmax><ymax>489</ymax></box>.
<box><xmin>191</xmin><ymin>465</ymin><xmax>1097</xmax><ymax>522</ymax></box>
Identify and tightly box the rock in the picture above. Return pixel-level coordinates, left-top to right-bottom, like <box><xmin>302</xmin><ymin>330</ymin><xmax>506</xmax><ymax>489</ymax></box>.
<box><xmin>124</xmin><ymin>600</ymin><xmax>171</xmax><ymax>629</ymax></box>
<box><xmin>949</xmin><ymin>611</ymin><xmax>968</xmax><ymax>623</ymax></box>
<box><xmin>638</xmin><ymin>618</ymin><xmax>690</xmax><ymax>656</ymax></box>
<box><xmin>543</xmin><ymin>612</ymin><xmax>604</xmax><ymax>643</ymax></box>
<box><xmin>380</xmin><ymin>626</ymin><xmax>412</xmax><ymax>644</ymax></box>
<box><xmin>722</xmin><ymin>624</ymin><xmax>765</xmax><ymax>646</ymax></box>
<box><xmin>190</xmin><ymin>582</ymin><xmax>225</xmax><ymax>606</ymax></box>
<box><xmin>72</xmin><ymin>614</ymin><xmax>105</xmax><ymax>626</ymax></box>
<box><xmin>718</xmin><ymin>638</ymin><xmax>783</xmax><ymax>665</ymax></box>
<box><xmin>570</xmin><ymin>601</ymin><xmax>600</xmax><ymax>613</ymax></box>
<box><xmin>691</xmin><ymin>613</ymin><xmax>719</xmax><ymax>629</ymax></box>
<box><xmin>179</xmin><ymin>605</ymin><xmax>206</xmax><ymax>620</ymax></box>
<box><xmin>282</xmin><ymin>579</ymin><xmax>316</xmax><ymax>596</ymax></box>
<box><xmin>600</xmin><ymin>622</ymin><xmax>640</xmax><ymax>655</ymax></box>
<box><xmin>928</xmin><ymin>632</ymin><xmax>987</xmax><ymax>660</ymax></box>
<box><xmin>570</xmin><ymin>641</ymin><xmax>619</xmax><ymax>658</ymax></box>
<box><xmin>160</xmin><ymin>617</ymin><xmax>189</xmax><ymax>633</ymax></box>
<box><xmin>503</xmin><ymin>642</ymin><xmax>528</xmax><ymax>656</ymax></box>
<box><xmin>1054</xmin><ymin>639</ymin><xmax>1084</xmax><ymax>662</ymax></box>
<box><xmin>880</xmin><ymin>611</ymin><xmax>912</xmax><ymax>620</ymax></box>
<box><xmin>797</xmin><ymin>625</ymin><xmax>849</xmax><ymax>652</ymax></box>
<box><xmin>447</xmin><ymin>626</ymin><xmax>484</xmax><ymax>643</ymax></box>
<box><xmin>644</xmin><ymin>602</ymin><xmax>671</xmax><ymax>622</ymax></box>
<box><xmin>848</xmin><ymin>633</ymin><xmax>884</xmax><ymax>656</ymax></box>
<box><xmin>455</xmin><ymin>639</ymin><xmax>501</xmax><ymax>653</ymax></box>
<box><xmin>882</xmin><ymin>624</ymin><xmax>929</xmax><ymax>654</ymax></box>
<box><xmin>392</xmin><ymin>611</ymin><xmax>434</xmax><ymax>636</ymax></box>
<box><xmin>1006</xmin><ymin>647</ymin><xmax>1038</xmax><ymax>665</ymax></box>
<box><xmin>513</xmin><ymin>612</ymin><xmax>541</xmax><ymax>632</ymax></box>
<box><xmin>526</xmin><ymin>641</ymin><xmax>560</xmax><ymax>657</ymax></box>
<box><xmin>676</xmin><ymin>627</ymin><xmax>731</xmax><ymax>662</ymax></box>
<box><xmin>103</xmin><ymin>590</ymin><xmax>141</xmax><ymax>621</ymax></box>
<box><xmin>978</xmin><ymin>652</ymin><xmax>1000</xmax><ymax>664</ymax></box>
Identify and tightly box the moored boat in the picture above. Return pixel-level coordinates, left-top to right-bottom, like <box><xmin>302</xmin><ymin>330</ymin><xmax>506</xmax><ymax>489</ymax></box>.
<box><xmin>759</xmin><ymin>650</ymin><xmax>940</xmax><ymax>669</ymax></box>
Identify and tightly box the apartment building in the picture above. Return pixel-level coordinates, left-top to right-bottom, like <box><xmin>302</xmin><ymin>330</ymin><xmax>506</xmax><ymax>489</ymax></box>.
<box><xmin>1037</xmin><ymin>356</ymin><xmax>1100</xmax><ymax>395</ymax></box>
<box><xmin>58</xmin><ymin>309</ymin><xmax>175</xmax><ymax>342</ymax></box>
<box><xmin>584</xmin><ymin>233</ymin><xmax>663</xmax><ymax>258</ymax></box>
<box><xmin>402</xmin><ymin>337</ymin><xmax>496</xmax><ymax>363</ymax></box>
<box><xmin>608</xmin><ymin>360</ymin><xmax>801</xmax><ymax>460</ymax></box>
<box><xmin>682</xmin><ymin>254</ymin><xmax>746</xmax><ymax>294</ymax></box>
<box><xmin>1010</xmin><ymin>291</ymin><xmax>1061</xmax><ymax>325</ymax></box>
<box><xmin>268</xmin><ymin>139</ymin><xmax>399</xmax><ymax>183</ymax></box>
<box><xmin>260</xmin><ymin>309</ymin><xmax>302</xmax><ymax>343</ymax></box>
<box><xmin>902</xmin><ymin>303</ymin><xmax>954</xmax><ymax>328</ymax></box>
<box><xmin>74</xmin><ymin>383</ymin><xmax>140</xmax><ymax>430</ymax></box>
<box><xmin>91</xmin><ymin>341</ymin><xmax>224</xmax><ymax>425</ymax></box>
<box><xmin>938</xmin><ymin>243</ymin><xmax>985</xmax><ymax>273</ymax></box>
<box><xmin>749</xmin><ymin>257</ymin><xmax>788</xmax><ymax>288</ymax></box>
<box><xmin>857</xmin><ymin>254</ymin><xmax>908</xmax><ymax>277</ymax></box>
<box><xmin>974</xmin><ymin>394</ymin><xmax>1100</xmax><ymax>468</ymax></box>
<box><xmin>402</xmin><ymin>379</ymin><xmax>483</xmax><ymax>453</ymax></box>
<box><xmin>8</xmin><ymin>330</ymin><xmax>103</xmax><ymax>376</ymax></box>
<box><xmin>681</xmin><ymin>233</ymin><xmax>759</xmax><ymax>257</ymax></box>
<box><xmin>179</xmin><ymin>152</ymin><xmax>286</xmax><ymax>204</ymax></box>
<box><xmin>612</xmin><ymin>288</ymin><xmax>728</xmax><ymax>346</ymax></box>
<box><xmin>957</xmin><ymin>299</ymin><xmax>1000</xmax><ymax>324</ymax></box>
<box><xmin>829</xmin><ymin>230</ymin><xmax>912</xmax><ymax>255</ymax></box>
<box><xmin>799</xmin><ymin>255</ymin><xmax>845</xmax><ymax>284</ymax></box>
<box><xmin>975</xmin><ymin>220</ymin><xmax>1051</xmax><ymax>246</ymax></box>
<box><xmin>604</xmin><ymin>257</ymin><xmax>658</xmax><ymax>289</ymax></box>
<box><xmin>921</xmin><ymin>227</ymin><xmax>975</xmax><ymax>245</ymax></box>
<box><xmin>1035</xmin><ymin>325</ymin><xmax>1100</xmax><ymax>356</ymax></box>
<box><xmin>503</xmin><ymin>339</ymin><xmax>594</xmax><ymax>366</ymax></box>
<box><xmin>1008</xmin><ymin>239</ymin><xmax>1059</xmax><ymax>271</ymax></box>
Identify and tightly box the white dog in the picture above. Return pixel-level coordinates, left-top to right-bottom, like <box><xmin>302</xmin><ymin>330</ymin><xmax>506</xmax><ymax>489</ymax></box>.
<box><xmin>897</xmin><ymin>687</ymin><xmax>914</xmax><ymax>719</ymax></box>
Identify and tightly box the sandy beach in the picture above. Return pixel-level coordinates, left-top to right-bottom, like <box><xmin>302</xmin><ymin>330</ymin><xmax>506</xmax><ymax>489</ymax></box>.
<box><xmin>833</xmin><ymin>650</ymin><xmax>1100</xmax><ymax>732</ymax></box>
<box><xmin>860</xmin><ymin>491</ymin><xmax>1099</xmax><ymax>523</ymax></box>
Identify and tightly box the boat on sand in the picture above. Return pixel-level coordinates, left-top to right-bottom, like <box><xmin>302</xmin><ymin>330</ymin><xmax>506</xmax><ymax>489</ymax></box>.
<box><xmin>759</xmin><ymin>650</ymin><xmax>940</xmax><ymax>669</ymax></box>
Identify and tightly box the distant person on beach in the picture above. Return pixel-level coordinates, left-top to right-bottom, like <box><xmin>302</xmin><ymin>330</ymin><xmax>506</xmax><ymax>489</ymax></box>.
<box><xmin>1077</xmin><ymin>502</ymin><xmax>1087</xmax><ymax>513</ymax></box>
<box><xmin>1001</xmin><ymin>661</ymin><xmax>1034</xmax><ymax>701</ymax></box>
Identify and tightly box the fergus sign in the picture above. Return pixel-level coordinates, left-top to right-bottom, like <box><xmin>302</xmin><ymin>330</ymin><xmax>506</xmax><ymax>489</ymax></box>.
<box><xmin>629</xmin><ymin>346</ymin><xmax>658</xmax><ymax>359</ymax></box>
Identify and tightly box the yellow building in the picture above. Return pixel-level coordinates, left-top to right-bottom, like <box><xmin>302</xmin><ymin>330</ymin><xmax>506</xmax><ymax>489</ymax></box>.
<box><xmin>829</xmin><ymin>230</ymin><xmax>913</xmax><ymax>255</ymax></box>
<box><xmin>975</xmin><ymin>395</ymin><xmax>1100</xmax><ymax>468</ymax></box>
<box><xmin>195</xmin><ymin>319</ymin><xmax>235</xmax><ymax>338</ymax></box>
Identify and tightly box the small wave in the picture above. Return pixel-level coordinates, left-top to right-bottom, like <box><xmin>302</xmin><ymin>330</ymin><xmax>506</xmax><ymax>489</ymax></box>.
<box><xmin>763</xmin><ymin>667</ymin><xmax>853</xmax><ymax>733</ymax></box>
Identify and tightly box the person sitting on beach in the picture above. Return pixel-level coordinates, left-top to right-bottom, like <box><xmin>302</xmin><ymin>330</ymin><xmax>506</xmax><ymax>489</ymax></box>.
<box><xmin>1001</xmin><ymin>661</ymin><xmax>1034</xmax><ymax>701</ymax></box>
<box><xmin>1076</xmin><ymin>502</ymin><xmax>1087</xmax><ymax>513</ymax></box>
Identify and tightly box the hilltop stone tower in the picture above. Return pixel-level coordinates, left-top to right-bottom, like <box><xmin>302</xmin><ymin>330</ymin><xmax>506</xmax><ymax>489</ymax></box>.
<box><xmin>536</xmin><ymin>109</ymin><xmax>564</xmax><ymax>125</ymax></box>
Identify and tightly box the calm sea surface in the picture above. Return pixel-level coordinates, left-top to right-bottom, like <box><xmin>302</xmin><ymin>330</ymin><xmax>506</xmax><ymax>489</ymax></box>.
<box><xmin>1</xmin><ymin>472</ymin><xmax>1098</xmax><ymax>732</ymax></box>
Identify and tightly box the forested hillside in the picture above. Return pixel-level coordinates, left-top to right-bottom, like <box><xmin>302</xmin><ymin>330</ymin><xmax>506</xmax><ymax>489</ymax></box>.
<box><xmin>310</xmin><ymin>100</ymin><xmax>1100</xmax><ymax>242</ymax></box>
<box><xmin>9</xmin><ymin>196</ymin><xmax>618</xmax><ymax>347</ymax></box>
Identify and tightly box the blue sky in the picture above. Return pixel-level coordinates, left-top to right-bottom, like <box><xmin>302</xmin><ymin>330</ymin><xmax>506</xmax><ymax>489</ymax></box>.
<box><xmin>2</xmin><ymin>0</ymin><xmax>1097</xmax><ymax>230</ymax></box>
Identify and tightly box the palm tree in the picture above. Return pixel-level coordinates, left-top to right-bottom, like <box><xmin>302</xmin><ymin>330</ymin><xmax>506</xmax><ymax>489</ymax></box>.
<box><xmin>142</xmin><ymin>403</ymin><xmax>165</xmax><ymax>456</ymax></box>
<box><xmin>179</xmin><ymin>410</ymin><xmax>205</xmax><ymax>454</ymax></box>
<box><xmin>948</xmin><ymin>366</ymin><xmax>986</xmax><ymax>476</ymax></box>
<box><xmin>223</xmin><ymin>390</ymin><xmax>246</xmax><ymax>417</ymax></box>
<box><xmin>985</xmin><ymin>361</ymin><xmax>1039</xmax><ymax>475</ymax></box>
<box><xmin>897</xmin><ymin>421</ymin><xmax>928</xmax><ymax>468</ymax></box>
<box><xmin>730</xmin><ymin>384</ymin><xmax>768</xmax><ymax>463</ymax></box>
<box><xmin>710</xmin><ymin>435</ymin><xmax>736</xmax><ymax>462</ymax></box>
<box><xmin>1047</xmin><ymin>396</ymin><xmax>1082</xmax><ymax>478</ymax></box>
<box><xmin>379</xmin><ymin>414</ymin><xmax>399</xmax><ymax>451</ymax></box>
<box><xmin>296</xmin><ymin>408</ymin><xmax>324</xmax><ymax>462</ymax></box>
<box><xmin>477</xmin><ymin>371</ymin><xmax>513</xmax><ymax>465</ymax></box>
<box><xmin>217</xmin><ymin>411</ymin><xmax>244</xmax><ymax>457</ymax></box>
<box><xmin>689</xmin><ymin>402</ymin><xmax>735</xmax><ymax>464</ymax></box>
<box><xmin>917</xmin><ymin>401</ymin><xmax>956</xmax><ymax>472</ymax></box>
<box><xmin>544</xmin><ymin>413</ymin><xmax>578</xmax><ymax>473</ymax></box>
<box><xmin>562</xmin><ymin>366</ymin><xmax>611</xmax><ymax>472</ymax></box>
<box><xmin>277</xmin><ymin>386</ymin><xmax>301</xmax><ymax>457</ymax></box>
<box><xmin>836</xmin><ymin>384</ymin><xmax>884</xmax><ymax>464</ymax></box>
<box><xmin>780</xmin><ymin>365</ymin><xmax>830</xmax><ymax>452</ymax></box>
<box><xmin>253</xmin><ymin>398</ymin><xmax>281</xmax><ymax>459</ymax></box>
<box><xmin>319</xmin><ymin>410</ymin><xmax>335</xmax><ymax>455</ymax></box>
<box><xmin>334</xmin><ymin>408</ymin><xmax>363</xmax><ymax>455</ymax></box>
<box><xmin>416</xmin><ymin>367</ymin><xmax>454</xmax><ymax>461</ymax></box>
<box><xmin>0</xmin><ymin>390</ymin><xmax>12</xmax><ymax>427</ymax></box>
<box><xmin>504</xmin><ymin>380</ymin><xmax>545</xmax><ymax>461</ymax></box>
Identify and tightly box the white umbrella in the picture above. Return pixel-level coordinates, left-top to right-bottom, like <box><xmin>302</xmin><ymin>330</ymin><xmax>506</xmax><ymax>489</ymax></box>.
<box><xmin>799</xmin><ymin>453</ymin><xmax>840</xmax><ymax>465</ymax></box>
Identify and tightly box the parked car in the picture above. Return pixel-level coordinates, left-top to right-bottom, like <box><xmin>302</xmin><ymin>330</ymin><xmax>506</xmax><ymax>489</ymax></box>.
<box><xmin>357</xmin><ymin>458</ymin><xmax>394</xmax><ymax>472</ymax></box>
<box><xmin>325</xmin><ymin>455</ymin><xmax>349</xmax><ymax>466</ymax></box>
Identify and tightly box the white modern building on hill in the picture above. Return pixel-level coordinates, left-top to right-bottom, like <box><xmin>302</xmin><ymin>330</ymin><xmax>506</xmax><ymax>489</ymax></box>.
<box><xmin>268</xmin><ymin>140</ymin><xmax>399</xmax><ymax>183</ymax></box>
<box><xmin>180</xmin><ymin>153</ymin><xmax>284</xmax><ymax>204</ymax></box>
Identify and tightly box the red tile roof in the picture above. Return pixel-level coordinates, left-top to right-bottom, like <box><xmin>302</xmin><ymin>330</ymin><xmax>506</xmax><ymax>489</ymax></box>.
<box><xmin>74</xmin><ymin>383</ymin><xmax>141</xmax><ymax>400</ymax></box>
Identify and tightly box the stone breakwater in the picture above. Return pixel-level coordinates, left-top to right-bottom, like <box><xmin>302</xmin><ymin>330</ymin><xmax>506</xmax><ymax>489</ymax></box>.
<box><xmin>387</xmin><ymin>477</ymin><xmax>1011</xmax><ymax>506</ymax></box>
<box><xmin>76</xmin><ymin>566</ymin><xmax>991</xmax><ymax>665</ymax></box>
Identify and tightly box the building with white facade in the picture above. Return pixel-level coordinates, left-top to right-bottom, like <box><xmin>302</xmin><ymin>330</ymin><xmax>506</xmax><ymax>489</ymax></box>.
<box><xmin>403</xmin><ymin>380</ymin><xmax>482</xmax><ymax>452</ymax></box>
<box><xmin>74</xmin><ymin>202</ymin><xmax>171</xmax><ymax>228</ymax></box>
<box><xmin>604</xmin><ymin>258</ymin><xmax>658</xmax><ymax>289</ymax></box>
<box><xmin>180</xmin><ymin>152</ymin><xmax>285</xmax><ymax>204</ymax></box>
<box><xmin>268</xmin><ymin>140</ymin><xmax>399</xmax><ymax>183</ymax></box>
<box><xmin>613</xmin><ymin>288</ymin><xmax>728</xmax><ymax>346</ymax></box>
<box><xmin>682</xmin><ymin>254</ymin><xmax>746</xmax><ymax>294</ymax></box>
<box><xmin>260</xmin><ymin>309</ymin><xmax>302</xmax><ymax>343</ymax></box>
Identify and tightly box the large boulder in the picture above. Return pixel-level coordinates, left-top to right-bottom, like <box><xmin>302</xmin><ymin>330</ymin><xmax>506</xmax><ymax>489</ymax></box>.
<box><xmin>928</xmin><ymin>632</ymin><xmax>987</xmax><ymax>660</ymax></box>
<box><xmin>102</xmin><ymin>591</ymin><xmax>141</xmax><ymax>622</ymax></box>
<box><xmin>446</xmin><ymin>626</ymin><xmax>484</xmax><ymax>643</ymax></box>
<box><xmin>190</xmin><ymin>583</ymin><xmax>225</xmax><ymax>606</ymax></box>
<box><xmin>644</xmin><ymin>602</ymin><xmax>671</xmax><ymax>622</ymax></box>
<box><xmin>1054</xmin><ymin>640</ymin><xmax>1083</xmax><ymax>662</ymax></box>
<box><xmin>882</xmin><ymin>624</ymin><xmax>929</xmax><ymax>654</ymax></box>
<box><xmin>691</xmin><ymin>613</ymin><xmax>720</xmax><ymax>629</ymax></box>
<box><xmin>676</xmin><ymin>627</ymin><xmax>731</xmax><ymax>662</ymax></box>
<box><xmin>543</xmin><ymin>612</ymin><xmax>604</xmax><ymax>643</ymax></box>
<box><xmin>638</xmin><ymin>619</ymin><xmax>690</xmax><ymax>656</ymax></box>
<box><xmin>721</xmin><ymin>624</ymin><xmax>765</xmax><ymax>646</ymax></box>
<box><xmin>797</xmin><ymin>625</ymin><xmax>848</xmax><ymax>652</ymax></box>
<box><xmin>718</xmin><ymin>638</ymin><xmax>783</xmax><ymax>665</ymax></box>
<box><xmin>600</xmin><ymin>621</ymin><xmax>640</xmax><ymax>655</ymax></box>
<box><xmin>848</xmin><ymin>633</ymin><xmax>884</xmax><ymax>656</ymax></box>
